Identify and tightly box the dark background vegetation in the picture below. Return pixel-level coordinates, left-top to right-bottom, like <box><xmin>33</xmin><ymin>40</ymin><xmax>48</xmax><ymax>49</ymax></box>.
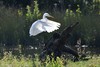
<box><xmin>0</xmin><ymin>0</ymin><xmax>100</xmax><ymax>48</ymax></box>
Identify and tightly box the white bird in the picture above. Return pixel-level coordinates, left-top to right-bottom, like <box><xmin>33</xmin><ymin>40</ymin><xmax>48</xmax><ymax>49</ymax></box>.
<box><xmin>29</xmin><ymin>13</ymin><xmax>61</xmax><ymax>36</ymax></box>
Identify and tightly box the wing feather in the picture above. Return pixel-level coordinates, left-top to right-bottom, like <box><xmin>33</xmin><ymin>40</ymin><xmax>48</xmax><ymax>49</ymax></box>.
<box><xmin>29</xmin><ymin>20</ymin><xmax>46</xmax><ymax>36</ymax></box>
<box><xmin>43</xmin><ymin>19</ymin><xmax>61</xmax><ymax>33</ymax></box>
<box><xmin>29</xmin><ymin>19</ymin><xmax>61</xmax><ymax>36</ymax></box>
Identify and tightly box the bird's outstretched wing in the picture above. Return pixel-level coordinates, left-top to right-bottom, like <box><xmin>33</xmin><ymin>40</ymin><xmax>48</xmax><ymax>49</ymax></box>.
<box><xmin>29</xmin><ymin>20</ymin><xmax>46</xmax><ymax>36</ymax></box>
<box><xmin>43</xmin><ymin>19</ymin><xmax>61</xmax><ymax>33</ymax></box>
<box><xmin>29</xmin><ymin>20</ymin><xmax>61</xmax><ymax>36</ymax></box>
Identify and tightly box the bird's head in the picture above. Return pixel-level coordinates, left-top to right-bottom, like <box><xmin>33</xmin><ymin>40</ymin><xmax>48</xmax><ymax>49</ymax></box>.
<box><xmin>43</xmin><ymin>13</ymin><xmax>54</xmax><ymax>19</ymax></box>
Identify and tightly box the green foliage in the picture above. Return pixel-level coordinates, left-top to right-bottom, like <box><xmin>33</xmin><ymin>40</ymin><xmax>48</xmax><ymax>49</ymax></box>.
<box><xmin>0</xmin><ymin>52</ymin><xmax>33</xmax><ymax>67</ymax></box>
<box><xmin>76</xmin><ymin>5</ymin><xmax>82</xmax><ymax>17</ymax></box>
<box><xmin>64</xmin><ymin>5</ymin><xmax>82</xmax><ymax>24</ymax></box>
<box><xmin>18</xmin><ymin>9</ymin><xmax>23</xmax><ymax>16</ymax></box>
<box><xmin>33</xmin><ymin>1</ymin><xmax>41</xmax><ymax>19</ymax></box>
<box><xmin>1</xmin><ymin>0</ymin><xmax>100</xmax><ymax>15</ymax></box>
<box><xmin>63</xmin><ymin>3</ymin><xmax>100</xmax><ymax>45</ymax></box>
<box><xmin>64</xmin><ymin>9</ymin><xmax>76</xmax><ymax>25</ymax></box>
<box><xmin>26</xmin><ymin>5</ymin><xmax>33</xmax><ymax>21</ymax></box>
<box><xmin>0</xmin><ymin>52</ymin><xmax>100</xmax><ymax>67</ymax></box>
<box><xmin>25</xmin><ymin>1</ymin><xmax>41</xmax><ymax>22</ymax></box>
<box><xmin>79</xmin><ymin>15</ymin><xmax>100</xmax><ymax>45</ymax></box>
<box><xmin>67</xmin><ymin>57</ymin><xmax>100</xmax><ymax>67</ymax></box>
<box><xmin>0</xmin><ymin>6</ymin><xmax>26</xmax><ymax>45</ymax></box>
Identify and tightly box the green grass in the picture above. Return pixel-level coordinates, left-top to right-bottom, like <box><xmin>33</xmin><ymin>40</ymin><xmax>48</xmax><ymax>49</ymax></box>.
<box><xmin>0</xmin><ymin>52</ymin><xmax>100</xmax><ymax>67</ymax></box>
<box><xmin>67</xmin><ymin>57</ymin><xmax>100</xmax><ymax>67</ymax></box>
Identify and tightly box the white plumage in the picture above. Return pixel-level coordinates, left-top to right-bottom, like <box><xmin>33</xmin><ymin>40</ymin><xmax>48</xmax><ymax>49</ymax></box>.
<box><xmin>29</xmin><ymin>13</ymin><xmax>61</xmax><ymax>36</ymax></box>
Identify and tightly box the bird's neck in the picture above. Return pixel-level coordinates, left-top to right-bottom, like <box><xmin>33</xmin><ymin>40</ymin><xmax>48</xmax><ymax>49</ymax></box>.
<box><xmin>43</xmin><ymin>16</ymin><xmax>47</xmax><ymax>20</ymax></box>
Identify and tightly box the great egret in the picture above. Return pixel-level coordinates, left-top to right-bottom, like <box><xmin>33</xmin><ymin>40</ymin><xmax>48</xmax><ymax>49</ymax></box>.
<box><xmin>29</xmin><ymin>13</ymin><xmax>61</xmax><ymax>36</ymax></box>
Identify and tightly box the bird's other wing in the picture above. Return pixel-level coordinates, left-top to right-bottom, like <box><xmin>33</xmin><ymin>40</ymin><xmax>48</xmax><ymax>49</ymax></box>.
<box><xmin>44</xmin><ymin>20</ymin><xmax>61</xmax><ymax>33</ymax></box>
<box><xmin>29</xmin><ymin>20</ymin><xmax>46</xmax><ymax>36</ymax></box>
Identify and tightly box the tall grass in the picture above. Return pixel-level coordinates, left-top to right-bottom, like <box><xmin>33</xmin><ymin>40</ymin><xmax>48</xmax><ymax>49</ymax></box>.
<box><xmin>0</xmin><ymin>6</ymin><xmax>26</xmax><ymax>46</ymax></box>
<box><xmin>67</xmin><ymin>57</ymin><xmax>100</xmax><ymax>67</ymax></box>
<box><xmin>59</xmin><ymin>5</ymin><xmax>100</xmax><ymax>46</ymax></box>
<box><xmin>0</xmin><ymin>52</ymin><xmax>100</xmax><ymax>67</ymax></box>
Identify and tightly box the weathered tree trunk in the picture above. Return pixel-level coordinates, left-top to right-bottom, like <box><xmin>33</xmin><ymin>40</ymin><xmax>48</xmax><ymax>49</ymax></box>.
<box><xmin>40</xmin><ymin>22</ymin><xmax>79</xmax><ymax>61</ymax></box>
